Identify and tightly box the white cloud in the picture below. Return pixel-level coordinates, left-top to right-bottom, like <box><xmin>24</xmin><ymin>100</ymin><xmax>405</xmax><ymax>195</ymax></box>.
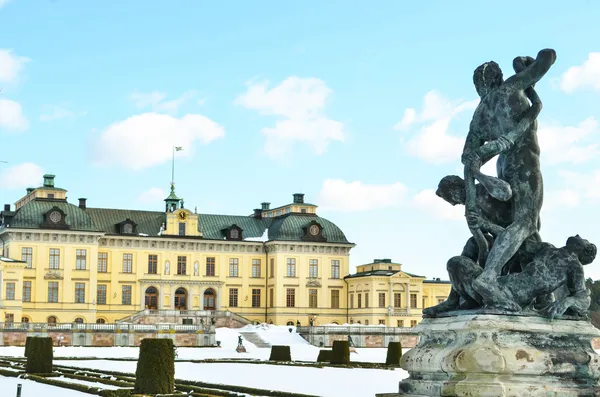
<box><xmin>537</xmin><ymin>117</ymin><xmax>599</xmax><ymax>165</ymax></box>
<box><xmin>235</xmin><ymin>76</ymin><xmax>345</xmax><ymax>160</ymax></box>
<box><xmin>40</xmin><ymin>104</ymin><xmax>85</xmax><ymax>122</ymax></box>
<box><xmin>137</xmin><ymin>187</ymin><xmax>167</xmax><ymax>204</ymax></box>
<box><xmin>317</xmin><ymin>179</ymin><xmax>407</xmax><ymax>212</ymax></box>
<box><xmin>543</xmin><ymin>189</ymin><xmax>581</xmax><ymax>211</ymax></box>
<box><xmin>0</xmin><ymin>49</ymin><xmax>28</xmax><ymax>84</ymax></box>
<box><xmin>0</xmin><ymin>0</ymin><xmax>13</xmax><ymax>9</ymax></box>
<box><xmin>396</xmin><ymin>90</ymin><xmax>479</xmax><ymax>164</ymax></box>
<box><xmin>412</xmin><ymin>189</ymin><xmax>464</xmax><ymax>220</ymax></box>
<box><xmin>92</xmin><ymin>112</ymin><xmax>225</xmax><ymax>170</ymax></box>
<box><xmin>559</xmin><ymin>52</ymin><xmax>600</xmax><ymax>93</ymax></box>
<box><xmin>0</xmin><ymin>98</ymin><xmax>28</xmax><ymax>131</ymax></box>
<box><xmin>130</xmin><ymin>90</ymin><xmax>196</xmax><ymax>114</ymax></box>
<box><xmin>0</xmin><ymin>162</ymin><xmax>44</xmax><ymax>189</ymax></box>
<box><xmin>558</xmin><ymin>170</ymin><xmax>600</xmax><ymax>199</ymax></box>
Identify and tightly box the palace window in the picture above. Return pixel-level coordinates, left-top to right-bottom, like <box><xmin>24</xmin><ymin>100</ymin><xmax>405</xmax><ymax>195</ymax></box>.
<box><xmin>422</xmin><ymin>297</ymin><xmax>427</xmax><ymax>308</ymax></box>
<box><xmin>98</xmin><ymin>252</ymin><xmax>108</xmax><ymax>273</ymax></box>
<box><xmin>48</xmin><ymin>282</ymin><xmax>59</xmax><ymax>303</ymax></box>
<box><xmin>21</xmin><ymin>247</ymin><xmax>33</xmax><ymax>268</ymax></box>
<box><xmin>97</xmin><ymin>284</ymin><xmax>107</xmax><ymax>305</ymax></box>
<box><xmin>47</xmin><ymin>316</ymin><xmax>57</xmax><ymax>324</ymax></box>
<box><xmin>286</xmin><ymin>289</ymin><xmax>295</xmax><ymax>308</ymax></box>
<box><xmin>122</xmin><ymin>223</ymin><xmax>133</xmax><ymax>234</ymax></box>
<box><xmin>411</xmin><ymin>320</ymin><xmax>417</xmax><ymax>327</ymax></box>
<box><xmin>378</xmin><ymin>293</ymin><xmax>386</xmax><ymax>308</ymax></box>
<box><xmin>350</xmin><ymin>293</ymin><xmax>354</xmax><ymax>309</ymax></box>
<box><xmin>229</xmin><ymin>258</ymin><xmax>239</xmax><ymax>277</ymax></box>
<box><xmin>410</xmin><ymin>293</ymin><xmax>417</xmax><ymax>308</ymax></box>
<box><xmin>23</xmin><ymin>281</ymin><xmax>31</xmax><ymax>302</ymax></box>
<box><xmin>358</xmin><ymin>293</ymin><xmax>362</xmax><ymax>309</ymax></box>
<box><xmin>75</xmin><ymin>283</ymin><xmax>85</xmax><ymax>303</ymax></box>
<box><xmin>286</xmin><ymin>258</ymin><xmax>296</xmax><ymax>277</ymax></box>
<box><xmin>394</xmin><ymin>293</ymin><xmax>401</xmax><ymax>308</ymax></box>
<box><xmin>96</xmin><ymin>318</ymin><xmax>106</xmax><ymax>324</ymax></box>
<box><xmin>331</xmin><ymin>290</ymin><xmax>340</xmax><ymax>309</ymax></box>
<box><xmin>5</xmin><ymin>314</ymin><xmax>14</xmax><ymax>323</ymax></box>
<box><xmin>49</xmin><ymin>248</ymin><xmax>60</xmax><ymax>269</ymax></box>
<box><xmin>230</xmin><ymin>228</ymin><xmax>239</xmax><ymax>239</ymax></box>
<box><xmin>122</xmin><ymin>285</ymin><xmax>132</xmax><ymax>305</ymax></box>
<box><xmin>309</xmin><ymin>259</ymin><xmax>318</xmax><ymax>278</ymax></box>
<box><xmin>179</xmin><ymin>222</ymin><xmax>186</xmax><ymax>236</ymax></box>
<box><xmin>206</xmin><ymin>257</ymin><xmax>215</xmax><ymax>276</ymax></box>
<box><xmin>269</xmin><ymin>258</ymin><xmax>274</xmax><ymax>278</ymax></box>
<box><xmin>76</xmin><ymin>249</ymin><xmax>87</xmax><ymax>270</ymax></box>
<box><xmin>74</xmin><ymin>317</ymin><xmax>84</xmax><ymax>324</ymax></box>
<box><xmin>177</xmin><ymin>256</ymin><xmax>187</xmax><ymax>275</ymax></box>
<box><xmin>21</xmin><ymin>317</ymin><xmax>30</xmax><ymax>323</ymax></box>
<box><xmin>365</xmin><ymin>293</ymin><xmax>369</xmax><ymax>308</ymax></box>
<box><xmin>269</xmin><ymin>288</ymin><xmax>274</xmax><ymax>308</ymax></box>
<box><xmin>331</xmin><ymin>260</ymin><xmax>340</xmax><ymax>279</ymax></box>
<box><xmin>252</xmin><ymin>259</ymin><xmax>261</xmax><ymax>278</ymax></box>
<box><xmin>309</xmin><ymin>289</ymin><xmax>318</xmax><ymax>308</ymax></box>
<box><xmin>229</xmin><ymin>288</ymin><xmax>238</xmax><ymax>307</ymax></box>
<box><xmin>379</xmin><ymin>319</ymin><xmax>385</xmax><ymax>325</ymax></box>
<box><xmin>147</xmin><ymin>254</ymin><xmax>158</xmax><ymax>274</ymax></box>
<box><xmin>397</xmin><ymin>320</ymin><xmax>404</xmax><ymax>327</ymax></box>
<box><xmin>122</xmin><ymin>253</ymin><xmax>133</xmax><ymax>273</ymax></box>
<box><xmin>5</xmin><ymin>283</ymin><xmax>15</xmax><ymax>300</ymax></box>
<box><xmin>251</xmin><ymin>289</ymin><xmax>261</xmax><ymax>308</ymax></box>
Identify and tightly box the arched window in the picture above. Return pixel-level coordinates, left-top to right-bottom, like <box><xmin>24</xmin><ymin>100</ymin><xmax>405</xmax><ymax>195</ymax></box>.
<box><xmin>96</xmin><ymin>318</ymin><xmax>106</xmax><ymax>324</ymax></box>
<box><xmin>21</xmin><ymin>317</ymin><xmax>30</xmax><ymax>323</ymax></box>
<box><xmin>286</xmin><ymin>321</ymin><xmax>294</xmax><ymax>326</ymax></box>
<box><xmin>174</xmin><ymin>287</ymin><xmax>187</xmax><ymax>310</ymax></box>
<box><xmin>47</xmin><ymin>316</ymin><xmax>58</xmax><ymax>325</ymax></box>
<box><xmin>74</xmin><ymin>317</ymin><xmax>84</xmax><ymax>324</ymax></box>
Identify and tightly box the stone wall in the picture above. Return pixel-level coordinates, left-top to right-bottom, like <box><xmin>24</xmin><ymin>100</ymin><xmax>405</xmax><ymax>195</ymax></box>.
<box><xmin>297</xmin><ymin>326</ymin><xmax>419</xmax><ymax>348</ymax></box>
<box><xmin>0</xmin><ymin>322</ymin><xmax>216</xmax><ymax>347</ymax></box>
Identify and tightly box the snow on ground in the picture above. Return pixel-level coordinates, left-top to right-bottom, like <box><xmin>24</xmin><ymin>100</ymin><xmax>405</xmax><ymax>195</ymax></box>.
<box><xmin>0</xmin><ymin>376</ymin><xmax>90</xmax><ymax>397</ymax></box>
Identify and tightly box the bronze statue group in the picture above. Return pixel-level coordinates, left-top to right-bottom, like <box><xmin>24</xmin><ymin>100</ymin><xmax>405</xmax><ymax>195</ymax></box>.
<box><xmin>424</xmin><ymin>49</ymin><xmax>597</xmax><ymax>319</ymax></box>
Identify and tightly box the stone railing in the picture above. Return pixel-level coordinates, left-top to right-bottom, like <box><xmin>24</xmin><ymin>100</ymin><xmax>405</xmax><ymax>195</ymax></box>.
<box><xmin>296</xmin><ymin>325</ymin><xmax>419</xmax><ymax>348</ymax></box>
<box><xmin>117</xmin><ymin>309</ymin><xmax>251</xmax><ymax>328</ymax></box>
<box><xmin>0</xmin><ymin>322</ymin><xmax>216</xmax><ymax>347</ymax></box>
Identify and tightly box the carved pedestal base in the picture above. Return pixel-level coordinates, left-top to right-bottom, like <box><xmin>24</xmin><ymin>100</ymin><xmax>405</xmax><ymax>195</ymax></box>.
<box><xmin>378</xmin><ymin>313</ymin><xmax>600</xmax><ymax>397</ymax></box>
<box><xmin>236</xmin><ymin>345</ymin><xmax>246</xmax><ymax>353</ymax></box>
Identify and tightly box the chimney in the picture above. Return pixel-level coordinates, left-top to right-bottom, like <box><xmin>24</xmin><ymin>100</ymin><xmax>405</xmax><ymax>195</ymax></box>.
<box><xmin>26</xmin><ymin>187</ymin><xmax>34</xmax><ymax>194</ymax></box>
<box><xmin>253</xmin><ymin>209</ymin><xmax>262</xmax><ymax>219</ymax></box>
<box><xmin>3</xmin><ymin>204</ymin><xmax>10</xmax><ymax>211</ymax></box>
<box><xmin>43</xmin><ymin>174</ymin><xmax>56</xmax><ymax>188</ymax></box>
<box><xmin>78</xmin><ymin>198</ymin><xmax>87</xmax><ymax>210</ymax></box>
<box><xmin>293</xmin><ymin>193</ymin><xmax>305</xmax><ymax>204</ymax></box>
<box><xmin>261</xmin><ymin>202</ymin><xmax>270</xmax><ymax>211</ymax></box>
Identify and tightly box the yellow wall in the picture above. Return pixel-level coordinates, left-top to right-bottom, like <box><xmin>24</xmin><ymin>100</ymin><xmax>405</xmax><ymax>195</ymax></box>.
<box><xmin>0</xmin><ymin>228</ymin><xmax>353</xmax><ymax>325</ymax></box>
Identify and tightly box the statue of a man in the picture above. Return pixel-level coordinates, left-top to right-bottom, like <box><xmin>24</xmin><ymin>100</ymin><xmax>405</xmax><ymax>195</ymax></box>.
<box><xmin>462</xmin><ymin>49</ymin><xmax>557</xmax><ymax>310</ymax></box>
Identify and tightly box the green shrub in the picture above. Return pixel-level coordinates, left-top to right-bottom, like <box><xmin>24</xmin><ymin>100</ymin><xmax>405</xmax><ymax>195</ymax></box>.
<box><xmin>331</xmin><ymin>340</ymin><xmax>350</xmax><ymax>365</ymax></box>
<box><xmin>269</xmin><ymin>345</ymin><xmax>292</xmax><ymax>361</ymax></box>
<box><xmin>316</xmin><ymin>349</ymin><xmax>332</xmax><ymax>363</ymax></box>
<box><xmin>134</xmin><ymin>338</ymin><xmax>175</xmax><ymax>394</ymax></box>
<box><xmin>24</xmin><ymin>336</ymin><xmax>32</xmax><ymax>357</ymax></box>
<box><xmin>25</xmin><ymin>337</ymin><xmax>53</xmax><ymax>374</ymax></box>
<box><xmin>385</xmin><ymin>341</ymin><xmax>402</xmax><ymax>365</ymax></box>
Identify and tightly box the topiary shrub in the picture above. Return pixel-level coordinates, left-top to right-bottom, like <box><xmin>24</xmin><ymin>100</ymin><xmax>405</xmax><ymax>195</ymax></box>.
<box><xmin>269</xmin><ymin>345</ymin><xmax>292</xmax><ymax>361</ymax></box>
<box><xmin>316</xmin><ymin>349</ymin><xmax>332</xmax><ymax>363</ymax></box>
<box><xmin>24</xmin><ymin>336</ymin><xmax>33</xmax><ymax>357</ymax></box>
<box><xmin>385</xmin><ymin>341</ymin><xmax>403</xmax><ymax>365</ymax></box>
<box><xmin>134</xmin><ymin>338</ymin><xmax>175</xmax><ymax>395</ymax></box>
<box><xmin>331</xmin><ymin>340</ymin><xmax>350</xmax><ymax>365</ymax></box>
<box><xmin>25</xmin><ymin>337</ymin><xmax>53</xmax><ymax>374</ymax></box>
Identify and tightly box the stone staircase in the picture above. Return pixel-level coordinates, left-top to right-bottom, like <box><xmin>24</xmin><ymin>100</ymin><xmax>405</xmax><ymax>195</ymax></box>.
<box><xmin>240</xmin><ymin>332</ymin><xmax>271</xmax><ymax>348</ymax></box>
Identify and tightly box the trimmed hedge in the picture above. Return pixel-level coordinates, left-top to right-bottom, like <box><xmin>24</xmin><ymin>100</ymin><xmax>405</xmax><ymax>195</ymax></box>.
<box><xmin>385</xmin><ymin>341</ymin><xmax>402</xmax><ymax>365</ymax></box>
<box><xmin>134</xmin><ymin>338</ymin><xmax>175</xmax><ymax>395</ymax></box>
<box><xmin>25</xmin><ymin>337</ymin><xmax>53</xmax><ymax>374</ymax></box>
<box><xmin>24</xmin><ymin>336</ymin><xmax>33</xmax><ymax>357</ymax></box>
<box><xmin>331</xmin><ymin>340</ymin><xmax>350</xmax><ymax>365</ymax></box>
<box><xmin>316</xmin><ymin>349</ymin><xmax>332</xmax><ymax>363</ymax></box>
<box><xmin>269</xmin><ymin>345</ymin><xmax>292</xmax><ymax>361</ymax></box>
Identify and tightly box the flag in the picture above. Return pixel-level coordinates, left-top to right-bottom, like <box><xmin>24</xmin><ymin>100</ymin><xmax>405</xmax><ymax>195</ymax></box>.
<box><xmin>175</xmin><ymin>146</ymin><xmax>183</xmax><ymax>151</ymax></box>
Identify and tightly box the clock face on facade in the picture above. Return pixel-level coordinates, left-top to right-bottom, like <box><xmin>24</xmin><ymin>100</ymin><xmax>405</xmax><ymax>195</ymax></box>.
<box><xmin>178</xmin><ymin>211</ymin><xmax>188</xmax><ymax>221</ymax></box>
<box><xmin>49</xmin><ymin>211</ymin><xmax>62</xmax><ymax>223</ymax></box>
<box><xmin>309</xmin><ymin>224</ymin><xmax>320</xmax><ymax>236</ymax></box>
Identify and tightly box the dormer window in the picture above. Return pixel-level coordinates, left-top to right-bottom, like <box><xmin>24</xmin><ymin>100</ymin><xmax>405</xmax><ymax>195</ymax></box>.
<box><xmin>47</xmin><ymin>193</ymin><xmax>55</xmax><ymax>199</ymax></box>
<box><xmin>118</xmin><ymin>219</ymin><xmax>137</xmax><ymax>235</ymax></box>
<box><xmin>42</xmin><ymin>207</ymin><xmax>69</xmax><ymax>229</ymax></box>
<box><xmin>230</xmin><ymin>229</ymin><xmax>239</xmax><ymax>239</ymax></box>
<box><xmin>223</xmin><ymin>224</ymin><xmax>243</xmax><ymax>241</ymax></box>
<box><xmin>302</xmin><ymin>220</ymin><xmax>326</xmax><ymax>242</ymax></box>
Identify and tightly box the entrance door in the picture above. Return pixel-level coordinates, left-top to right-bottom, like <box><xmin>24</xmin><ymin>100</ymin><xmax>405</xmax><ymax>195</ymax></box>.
<box><xmin>174</xmin><ymin>287</ymin><xmax>188</xmax><ymax>310</ymax></box>
<box><xmin>145</xmin><ymin>287</ymin><xmax>159</xmax><ymax>309</ymax></box>
<box><xmin>203</xmin><ymin>288</ymin><xmax>216</xmax><ymax>310</ymax></box>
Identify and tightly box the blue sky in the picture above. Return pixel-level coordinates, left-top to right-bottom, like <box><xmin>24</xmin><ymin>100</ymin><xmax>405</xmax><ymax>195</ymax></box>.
<box><xmin>2</xmin><ymin>0</ymin><xmax>600</xmax><ymax>279</ymax></box>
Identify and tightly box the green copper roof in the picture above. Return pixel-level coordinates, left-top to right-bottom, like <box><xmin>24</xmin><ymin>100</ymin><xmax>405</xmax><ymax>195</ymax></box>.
<box><xmin>10</xmin><ymin>200</ymin><xmax>98</xmax><ymax>231</ymax></box>
<box><xmin>268</xmin><ymin>214</ymin><xmax>349</xmax><ymax>243</ymax></box>
<box><xmin>6</xmin><ymin>200</ymin><xmax>351</xmax><ymax>244</ymax></box>
<box><xmin>164</xmin><ymin>183</ymin><xmax>179</xmax><ymax>201</ymax></box>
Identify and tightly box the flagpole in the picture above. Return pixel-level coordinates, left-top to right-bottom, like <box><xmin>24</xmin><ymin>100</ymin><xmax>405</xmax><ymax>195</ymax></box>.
<box><xmin>171</xmin><ymin>146</ymin><xmax>175</xmax><ymax>185</ymax></box>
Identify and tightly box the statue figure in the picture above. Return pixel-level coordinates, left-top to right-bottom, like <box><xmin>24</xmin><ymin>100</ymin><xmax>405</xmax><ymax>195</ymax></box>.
<box><xmin>165</xmin><ymin>261</ymin><xmax>170</xmax><ymax>275</ymax></box>
<box><xmin>238</xmin><ymin>335</ymin><xmax>243</xmax><ymax>347</ymax></box>
<box><xmin>194</xmin><ymin>261</ymin><xmax>199</xmax><ymax>276</ymax></box>
<box><xmin>461</xmin><ymin>49</ymin><xmax>557</xmax><ymax>310</ymax></box>
<box><xmin>434</xmin><ymin>235</ymin><xmax>596</xmax><ymax>318</ymax></box>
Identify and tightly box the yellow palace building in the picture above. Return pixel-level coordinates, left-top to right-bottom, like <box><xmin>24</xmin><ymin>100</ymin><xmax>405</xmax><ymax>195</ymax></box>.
<box><xmin>0</xmin><ymin>174</ymin><xmax>450</xmax><ymax>326</ymax></box>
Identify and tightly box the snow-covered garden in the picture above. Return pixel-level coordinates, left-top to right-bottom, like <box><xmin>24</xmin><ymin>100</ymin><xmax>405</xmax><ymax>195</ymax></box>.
<box><xmin>0</xmin><ymin>325</ymin><xmax>409</xmax><ymax>397</ymax></box>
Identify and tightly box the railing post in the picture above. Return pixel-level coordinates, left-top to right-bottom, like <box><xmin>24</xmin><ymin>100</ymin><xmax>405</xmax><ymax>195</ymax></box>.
<box><xmin>16</xmin><ymin>384</ymin><xmax>22</xmax><ymax>397</ymax></box>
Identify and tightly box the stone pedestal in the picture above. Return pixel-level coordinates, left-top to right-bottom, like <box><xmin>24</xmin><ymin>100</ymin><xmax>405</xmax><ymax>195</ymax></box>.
<box><xmin>236</xmin><ymin>345</ymin><xmax>246</xmax><ymax>353</ymax></box>
<box><xmin>378</xmin><ymin>313</ymin><xmax>600</xmax><ymax>397</ymax></box>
